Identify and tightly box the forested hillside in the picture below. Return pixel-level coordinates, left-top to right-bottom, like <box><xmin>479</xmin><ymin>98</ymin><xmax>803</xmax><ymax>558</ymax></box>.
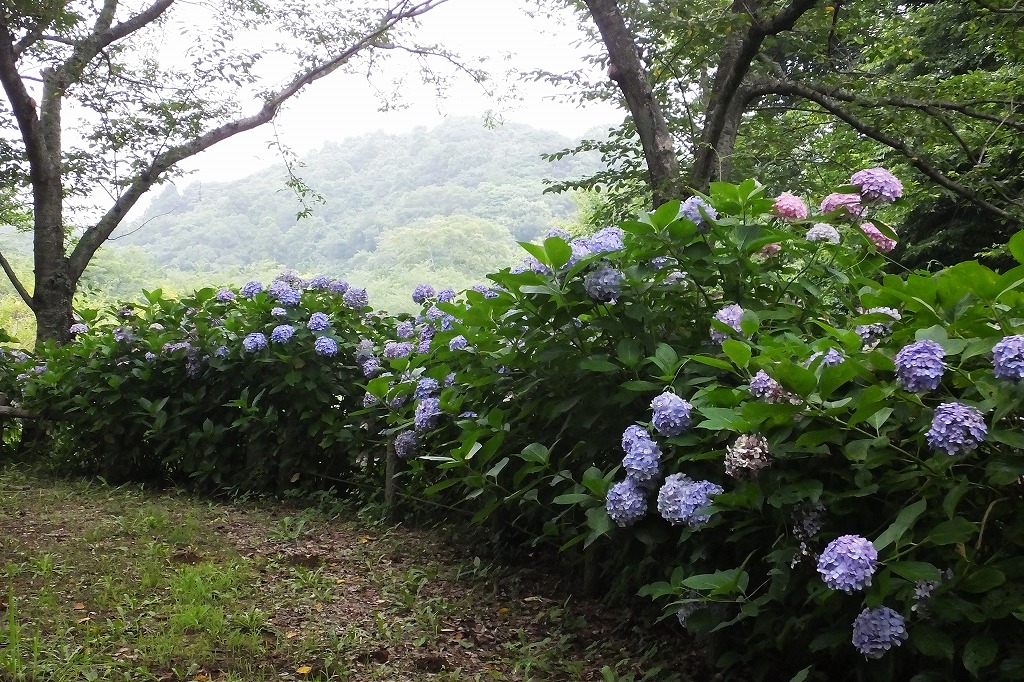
<box><xmin>113</xmin><ymin>119</ymin><xmax>602</xmax><ymax>282</ymax></box>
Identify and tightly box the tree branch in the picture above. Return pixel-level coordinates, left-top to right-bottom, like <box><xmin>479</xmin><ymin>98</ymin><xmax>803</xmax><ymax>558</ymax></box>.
<box><xmin>761</xmin><ymin>75</ymin><xmax>1017</xmax><ymax>223</ymax></box>
<box><xmin>0</xmin><ymin>247</ymin><xmax>33</xmax><ymax>310</ymax></box>
<box><xmin>98</xmin><ymin>0</ymin><xmax>176</xmax><ymax>50</ymax></box>
<box><xmin>68</xmin><ymin>0</ymin><xmax>448</xmax><ymax>281</ymax></box>
<box><xmin>971</xmin><ymin>0</ymin><xmax>1024</xmax><ymax>14</ymax></box>
<box><xmin>0</xmin><ymin>24</ymin><xmax>50</xmax><ymax>184</ymax></box>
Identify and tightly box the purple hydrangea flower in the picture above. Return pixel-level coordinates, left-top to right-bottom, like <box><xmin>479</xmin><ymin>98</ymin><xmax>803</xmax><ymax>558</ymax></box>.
<box><xmin>806</xmin><ymin>223</ymin><xmax>841</xmax><ymax>243</ymax></box>
<box><xmin>414</xmin><ymin>378</ymin><xmax>439</xmax><ymax>400</ymax></box>
<box><xmin>793</xmin><ymin>502</ymin><xmax>826</xmax><ymax>540</ymax></box>
<box><xmin>307</xmin><ymin>312</ymin><xmax>330</xmax><ymax>332</ymax></box>
<box><xmin>926</xmin><ymin>402</ymin><xmax>987</xmax><ymax>456</ymax></box>
<box><xmin>622</xmin><ymin>430</ymin><xmax>662</xmax><ymax>485</ymax></box>
<box><xmin>851</xmin><ymin>167</ymin><xmax>903</xmax><ymax>202</ymax></box>
<box><xmin>750</xmin><ymin>370</ymin><xmax>783</xmax><ymax>400</ymax></box>
<box><xmin>679</xmin><ymin>196</ymin><xmax>717</xmax><ymax>230</ymax></box>
<box><xmin>242</xmin><ymin>332</ymin><xmax>267</xmax><ymax>352</ymax></box>
<box><xmin>412</xmin><ymin>284</ymin><xmax>435</xmax><ymax>304</ymax></box>
<box><xmin>546</xmin><ymin>227</ymin><xmax>572</xmax><ymax>241</ymax></box>
<box><xmin>361</xmin><ymin>357</ymin><xmax>381</xmax><ymax>378</ymax></box>
<box><xmin>711</xmin><ymin>304</ymin><xmax>744</xmax><ymax>343</ymax></box>
<box><xmin>470</xmin><ymin>284</ymin><xmax>500</xmax><ymax>299</ymax></box>
<box><xmin>355</xmin><ymin>339</ymin><xmax>375</xmax><ymax>362</ymax></box>
<box><xmin>651</xmin><ymin>392</ymin><xmax>692</xmax><ymax>437</ymax></box>
<box><xmin>307</xmin><ymin>275</ymin><xmax>331</xmax><ymax>290</ymax></box>
<box><xmin>214</xmin><ymin>345</ymin><xmax>230</xmax><ymax>358</ymax></box>
<box><xmin>589</xmin><ymin>226</ymin><xmax>625</xmax><ymax>253</ymax></box>
<box><xmin>440</xmin><ymin>314</ymin><xmax>457</xmax><ymax>332</ymax></box>
<box><xmin>113</xmin><ymin>327</ymin><xmax>132</xmax><ymax>343</ymax></box>
<box><xmin>425</xmin><ymin>306</ymin><xmax>444</xmax><ymax>322</ymax></box>
<box><xmin>992</xmin><ymin>335</ymin><xmax>1024</xmax><ymax>381</ymax></box>
<box><xmin>414</xmin><ymin>397</ymin><xmax>442</xmax><ymax>433</ymax></box>
<box><xmin>384</xmin><ymin>341</ymin><xmax>413</xmax><ymax>359</ymax></box>
<box><xmin>651</xmin><ymin>256</ymin><xmax>675</xmax><ymax>271</ymax></box>
<box><xmin>144</xmin><ymin>351</ymin><xmax>157</xmax><ymax>362</ymax></box>
<box><xmin>820</xmin><ymin>193</ymin><xmax>863</xmax><ymax>217</ymax></box>
<box><xmin>69</xmin><ymin>323</ymin><xmax>88</xmax><ymax>335</ymax></box>
<box><xmin>622</xmin><ymin>424</ymin><xmax>651</xmax><ymax>455</ymax></box>
<box><xmin>808</xmin><ymin>348</ymin><xmax>845</xmax><ymax>367</ymax></box>
<box><xmin>851</xmin><ymin>607</ymin><xmax>908</xmax><ymax>659</ymax></box>
<box><xmin>657</xmin><ymin>474</ymin><xmax>723</xmax><ymax>528</ymax></box>
<box><xmin>240</xmin><ymin>281</ymin><xmax>263</xmax><ymax>298</ymax></box>
<box><xmin>894</xmin><ymin>339</ymin><xmax>945</xmax><ymax>392</ymax></box>
<box><xmin>605</xmin><ymin>478</ymin><xmax>648</xmax><ymax>527</ymax></box>
<box><xmin>437</xmin><ymin>288</ymin><xmax>456</xmax><ymax>303</ymax></box>
<box><xmin>314</xmin><ymin>336</ymin><xmax>338</xmax><ymax>357</ymax></box>
<box><xmin>215</xmin><ymin>288</ymin><xmax>236</xmax><ymax>302</ymax></box>
<box><xmin>584</xmin><ymin>264</ymin><xmax>624</xmax><ymax>303</ymax></box>
<box><xmin>270</xmin><ymin>325</ymin><xmax>295</xmax><ymax>344</ymax></box>
<box><xmin>449</xmin><ymin>335</ymin><xmax>469</xmax><ymax>351</ymax></box>
<box><xmin>363</xmin><ymin>392</ymin><xmax>379</xmax><ymax>407</ymax></box>
<box><xmin>817</xmin><ymin>535</ymin><xmax>877</xmax><ymax>592</ymax></box>
<box><xmin>269</xmin><ymin>280</ymin><xmax>301</xmax><ymax>306</ymax></box>
<box><xmin>343</xmin><ymin>287</ymin><xmax>368</xmax><ymax>309</ymax></box>
<box><xmin>773</xmin><ymin>192</ymin><xmax>808</xmax><ymax>221</ymax></box>
<box><xmin>271</xmin><ymin>307</ymin><xmax>288</xmax><ymax>318</ymax></box>
<box><xmin>724</xmin><ymin>433</ymin><xmax>771</xmax><ymax>478</ymax></box>
<box><xmin>396</xmin><ymin>321</ymin><xmax>415</xmax><ymax>339</ymax></box>
<box><xmin>328</xmin><ymin>279</ymin><xmax>349</xmax><ymax>294</ymax></box>
<box><xmin>856</xmin><ymin>307</ymin><xmax>901</xmax><ymax>345</ymax></box>
<box><xmin>163</xmin><ymin>341</ymin><xmax>191</xmax><ymax>354</ymax></box>
<box><xmin>394</xmin><ymin>431</ymin><xmax>420</xmax><ymax>460</ymax></box>
<box><xmin>567</xmin><ymin>238</ymin><xmax>592</xmax><ymax>267</ymax></box>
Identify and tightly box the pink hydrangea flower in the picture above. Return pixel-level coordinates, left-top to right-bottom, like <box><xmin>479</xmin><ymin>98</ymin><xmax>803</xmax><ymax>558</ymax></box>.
<box><xmin>861</xmin><ymin>222</ymin><xmax>897</xmax><ymax>253</ymax></box>
<box><xmin>759</xmin><ymin>243</ymin><xmax>781</xmax><ymax>258</ymax></box>
<box><xmin>773</xmin><ymin>192</ymin><xmax>808</xmax><ymax>221</ymax></box>
<box><xmin>819</xmin><ymin>193</ymin><xmax>863</xmax><ymax>217</ymax></box>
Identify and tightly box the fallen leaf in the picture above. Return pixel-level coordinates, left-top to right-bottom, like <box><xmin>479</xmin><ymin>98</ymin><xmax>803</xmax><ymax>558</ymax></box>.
<box><xmin>497</xmin><ymin>607</ymin><xmax>509</xmax><ymax>616</ymax></box>
<box><xmin>192</xmin><ymin>674</ymin><xmax>209</xmax><ymax>682</ymax></box>
<box><xmin>73</xmin><ymin>602</ymin><xmax>86</xmax><ymax>610</ymax></box>
<box><xmin>285</xmin><ymin>631</ymin><xmax>299</xmax><ymax>639</ymax></box>
<box><xmin>77</xmin><ymin>616</ymin><xmax>91</xmax><ymax>624</ymax></box>
<box><xmin>296</xmin><ymin>665</ymin><xmax>312</xmax><ymax>675</ymax></box>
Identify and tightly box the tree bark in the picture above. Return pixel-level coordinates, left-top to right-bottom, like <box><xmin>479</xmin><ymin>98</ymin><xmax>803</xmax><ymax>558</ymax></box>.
<box><xmin>583</xmin><ymin>0</ymin><xmax>680</xmax><ymax>207</ymax></box>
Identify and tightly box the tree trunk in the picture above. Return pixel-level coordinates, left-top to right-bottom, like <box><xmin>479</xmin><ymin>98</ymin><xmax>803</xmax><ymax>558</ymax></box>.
<box><xmin>584</xmin><ymin>0</ymin><xmax>680</xmax><ymax>207</ymax></box>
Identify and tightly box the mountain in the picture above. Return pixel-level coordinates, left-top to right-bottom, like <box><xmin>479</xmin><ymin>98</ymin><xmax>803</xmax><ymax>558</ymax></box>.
<box><xmin>113</xmin><ymin>118</ymin><xmax>604</xmax><ymax>281</ymax></box>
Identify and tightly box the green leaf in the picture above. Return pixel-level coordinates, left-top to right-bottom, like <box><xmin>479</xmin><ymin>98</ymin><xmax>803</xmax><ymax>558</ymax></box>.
<box><xmin>653</xmin><ymin>343</ymin><xmax>679</xmax><ymax>373</ymax></box>
<box><xmin>928</xmin><ymin>517</ymin><xmax>977</xmax><ymax>545</ymax></box>
<box><xmin>788</xmin><ymin>667</ymin><xmax>812</xmax><ymax>682</ymax></box>
<box><xmin>1009</xmin><ymin>230</ymin><xmax>1024</xmax><ymax>265</ymax></box>
<box><xmin>553</xmin><ymin>493</ymin><xmax>596</xmax><ymax>505</ymax></box>
<box><xmin>873</xmin><ymin>499</ymin><xmax>927</xmax><ymax>552</ymax></box>
<box><xmin>651</xmin><ymin>200</ymin><xmax>681</xmax><ymax>228</ymax></box>
<box><xmin>685</xmin><ymin>354</ymin><xmax>735</xmax><ymax>371</ymax></box>
<box><xmin>580</xmin><ymin>357</ymin><xmax>620</xmax><ymax>373</ymax></box>
<box><xmin>518</xmin><ymin>241</ymin><xmax>548</xmax><ymax>266</ymax></box>
<box><xmin>696</xmin><ymin>407</ymin><xmax>749</xmax><ymax>432</ymax></box>
<box><xmin>963</xmin><ymin>634</ymin><xmax>998</xmax><ymax>677</ymax></box>
<box><xmin>721</xmin><ymin>340</ymin><xmax>751</xmax><ymax>368</ymax></box>
<box><xmin>543</xmin><ymin>236</ymin><xmax>572</xmax><ymax>268</ymax></box>
<box><xmin>888</xmin><ymin>561</ymin><xmax>942</xmax><ymax>583</ymax></box>
<box><xmin>960</xmin><ymin>568</ymin><xmax>1005</xmax><ymax>593</ymax></box>
<box><xmin>616</xmin><ymin>339</ymin><xmax>642</xmax><ymax>368</ymax></box>
<box><xmin>773</xmin><ymin>361</ymin><xmax>816</xmax><ymax>397</ymax></box>
<box><xmin>767</xmin><ymin>480</ymin><xmax>823</xmax><ymax>507</ymax></box>
<box><xmin>911</xmin><ymin>624</ymin><xmax>954</xmax><ymax>660</ymax></box>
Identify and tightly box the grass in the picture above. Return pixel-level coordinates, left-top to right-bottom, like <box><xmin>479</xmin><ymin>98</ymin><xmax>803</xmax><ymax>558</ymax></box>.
<box><xmin>0</xmin><ymin>467</ymin><xmax>705</xmax><ymax>681</ymax></box>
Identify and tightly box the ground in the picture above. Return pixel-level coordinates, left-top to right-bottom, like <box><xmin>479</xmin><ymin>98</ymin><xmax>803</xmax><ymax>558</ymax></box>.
<box><xmin>0</xmin><ymin>467</ymin><xmax>706</xmax><ymax>681</ymax></box>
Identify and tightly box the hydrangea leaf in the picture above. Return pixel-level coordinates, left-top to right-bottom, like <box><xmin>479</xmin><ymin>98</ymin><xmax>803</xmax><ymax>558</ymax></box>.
<box><xmin>963</xmin><ymin>634</ymin><xmax>998</xmax><ymax>677</ymax></box>
<box><xmin>888</xmin><ymin>560</ymin><xmax>941</xmax><ymax>583</ymax></box>
<box><xmin>721</xmin><ymin>340</ymin><xmax>751</xmax><ymax>368</ymax></box>
<box><xmin>927</xmin><ymin>517</ymin><xmax>978</xmax><ymax>545</ymax></box>
<box><xmin>911</xmin><ymin>624</ymin><xmax>955</xmax><ymax>661</ymax></box>
<box><xmin>960</xmin><ymin>568</ymin><xmax>1005</xmax><ymax>593</ymax></box>
<box><xmin>1009</xmin><ymin>230</ymin><xmax>1024</xmax><ymax>265</ymax></box>
<box><xmin>543</xmin><ymin>237</ymin><xmax>573</xmax><ymax>269</ymax></box>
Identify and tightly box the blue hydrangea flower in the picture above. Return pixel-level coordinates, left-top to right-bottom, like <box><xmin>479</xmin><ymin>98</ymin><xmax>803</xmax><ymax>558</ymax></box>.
<box><xmin>163</xmin><ymin>341</ymin><xmax>191</xmax><ymax>354</ymax></box>
<box><xmin>307</xmin><ymin>312</ymin><xmax>330</xmax><ymax>332</ymax></box>
<box><xmin>343</xmin><ymin>287</ymin><xmax>368</xmax><ymax>309</ymax></box>
<box><xmin>657</xmin><ymin>474</ymin><xmax>723</xmax><ymax>528</ymax></box>
<box><xmin>444</xmin><ymin>372</ymin><xmax>456</xmax><ymax>387</ymax></box>
<box><xmin>269</xmin><ymin>280</ymin><xmax>301</xmax><ymax>306</ymax></box>
<box><xmin>363</xmin><ymin>391</ymin><xmax>379</xmax><ymax>407</ymax></box>
<box><xmin>414</xmin><ymin>378</ymin><xmax>439</xmax><ymax>400</ymax></box>
<box><xmin>215</xmin><ymin>288</ymin><xmax>236</xmax><ymax>302</ymax></box>
<box><xmin>314</xmin><ymin>337</ymin><xmax>338</xmax><ymax>357</ymax></box>
<box><xmin>711</xmin><ymin>304</ymin><xmax>744</xmax><ymax>343</ymax></box>
<box><xmin>440</xmin><ymin>314</ymin><xmax>457</xmax><ymax>332</ymax></box>
<box><xmin>69</xmin><ymin>323</ymin><xmax>88</xmax><ymax>335</ymax></box>
<box><xmin>361</xmin><ymin>357</ymin><xmax>381</xmax><ymax>378</ymax></box>
<box><xmin>650</xmin><ymin>256</ymin><xmax>676</xmax><ymax>270</ymax></box>
<box><xmin>417</xmin><ymin>338</ymin><xmax>431</xmax><ymax>354</ymax></box>
<box><xmin>806</xmin><ymin>223</ymin><xmax>841</xmax><ymax>243</ymax></box>
<box><xmin>214</xmin><ymin>345</ymin><xmax>230</xmax><ymax>358</ymax></box>
<box><xmin>414</xmin><ymin>397</ymin><xmax>442</xmax><ymax>433</ymax></box>
<box><xmin>749</xmin><ymin>370</ymin><xmax>783</xmax><ymax>401</ymax></box>
<box><xmin>851</xmin><ymin>606</ymin><xmax>908</xmax><ymax>659</ymax></box>
<box><xmin>605</xmin><ymin>479</ymin><xmax>648</xmax><ymax>527</ymax></box>
<box><xmin>992</xmin><ymin>334</ymin><xmax>1024</xmax><ymax>381</ymax></box>
<box><xmin>926</xmin><ymin>402</ymin><xmax>987</xmax><ymax>455</ymax></box>
<box><xmin>568</xmin><ymin>238</ymin><xmax>592</xmax><ymax>267</ymax></box>
<box><xmin>307</xmin><ymin>275</ymin><xmax>331</xmax><ymax>290</ymax></box>
<box><xmin>589</xmin><ymin>226</ymin><xmax>625</xmax><ymax>253</ymax></box>
<box><xmin>113</xmin><ymin>327</ymin><xmax>132</xmax><ymax>343</ymax></box>
<box><xmin>856</xmin><ymin>307</ymin><xmax>901</xmax><ymax>346</ymax></box>
<box><xmin>807</xmin><ymin>348</ymin><xmax>845</xmax><ymax>367</ymax></box>
<box><xmin>240</xmin><ymin>281</ymin><xmax>263</xmax><ymax>298</ymax></box>
<box><xmin>328</xmin><ymin>279</ymin><xmax>349</xmax><ymax>294</ymax></box>
<box><xmin>651</xmin><ymin>392</ymin><xmax>692</xmax><ymax>437</ymax></box>
<box><xmin>394</xmin><ymin>431</ymin><xmax>420</xmax><ymax>460</ymax></box>
<box><xmin>622</xmin><ymin>431</ymin><xmax>661</xmax><ymax>485</ymax></box>
<box><xmin>817</xmin><ymin>535</ymin><xmax>877</xmax><ymax>592</ymax></box>
<box><xmin>355</xmin><ymin>339</ymin><xmax>375</xmax><ymax>362</ymax></box>
<box><xmin>425</xmin><ymin>306</ymin><xmax>444</xmax><ymax>321</ymax></box>
<box><xmin>437</xmin><ymin>288</ymin><xmax>456</xmax><ymax>303</ymax></box>
<box><xmin>144</xmin><ymin>351</ymin><xmax>157</xmax><ymax>362</ymax></box>
<box><xmin>894</xmin><ymin>339</ymin><xmax>945</xmax><ymax>392</ymax></box>
<box><xmin>384</xmin><ymin>341</ymin><xmax>412</xmax><ymax>359</ymax></box>
<box><xmin>270</xmin><ymin>325</ymin><xmax>295</xmax><ymax>344</ymax></box>
<box><xmin>242</xmin><ymin>332</ymin><xmax>267</xmax><ymax>352</ymax></box>
<box><xmin>412</xmin><ymin>284</ymin><xmax>435</xmax><ymax>304</ymax></box>
<box><xmin>546</xmin><ymin>227</ymin><xmax>572</xmax><ymax>240</ymax></box>
<box><xmin>679</xmin><ymin>196</ymin><xmax>718</xmax><ymax>230</ymax></box>
<box><xmin>396</xmin><ymin>321</ymin><xmax>415</xmax><ymax>339</ymax></box>
<box><xmin>584</xmin><ymin>264</ymin><xmax>624</xmax><ymax>303</ymax></box>
<box><xmin>621</xmin><ymin>424</ymin><xmax>650</xmax><ymax>453</ymax></box>
<box><xmin>850</xmin><ymin>167</ymin><xmax>903</xmax><ymax>203</ymax></box>
<box><xmin>271</xmin><ymin>307</ymin><xmax>288</xmax><ymax>318</ymax></box>
<box><xmin>449</xmin><ymin>335</ymin><xmax>468</xmax><ymax>351</ymax></box>
<box><xmin>470</xmin><ymin>284</ymin><xmax>499</xmax><ymax>299</ymax></box>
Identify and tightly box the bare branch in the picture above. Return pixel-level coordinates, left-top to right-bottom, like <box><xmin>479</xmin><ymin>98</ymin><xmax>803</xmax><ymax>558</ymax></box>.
<box><xmin>0</xmin><ymin>248</ymin><xmax>33</xmax><ymax>310</ymax></box>
<box><xmin>98</xmin><ymin>0</ymin><xmax>176</xmax><ymax>50</ymax></box>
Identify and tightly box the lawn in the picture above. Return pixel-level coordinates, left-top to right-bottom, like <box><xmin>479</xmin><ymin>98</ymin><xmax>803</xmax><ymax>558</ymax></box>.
<box><xmin>0</xmin><ymin>467</ymin><xmax>703</xmax><ymax>681</ymax></box>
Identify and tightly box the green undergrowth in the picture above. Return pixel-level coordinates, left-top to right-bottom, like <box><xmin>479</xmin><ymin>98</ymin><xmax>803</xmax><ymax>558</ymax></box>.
<box><xmin>0</xmin><ymin>466</ymin><xmax>704</xmax><ymax>682</ymax></box>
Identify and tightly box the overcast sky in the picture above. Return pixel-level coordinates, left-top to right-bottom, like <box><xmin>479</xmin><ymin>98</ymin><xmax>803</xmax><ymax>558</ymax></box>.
<box><xmin>174</xmin><ymin>0</ymin><xmax>622</xmax><ymax>185</ymax></box>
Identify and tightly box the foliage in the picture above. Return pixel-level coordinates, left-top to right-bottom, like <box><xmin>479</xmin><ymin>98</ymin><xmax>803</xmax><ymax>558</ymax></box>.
<box><xmin>4</xmin><ymin>176</ymin><xmax>1024</xmax><ymax>679</ymax></box>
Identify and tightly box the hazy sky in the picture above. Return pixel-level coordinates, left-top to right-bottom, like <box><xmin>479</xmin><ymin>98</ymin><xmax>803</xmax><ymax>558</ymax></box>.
<box><xmin>176</xmin><ymin>0</ymin><xmax>622</xmax><ymax>185</ymax></box>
